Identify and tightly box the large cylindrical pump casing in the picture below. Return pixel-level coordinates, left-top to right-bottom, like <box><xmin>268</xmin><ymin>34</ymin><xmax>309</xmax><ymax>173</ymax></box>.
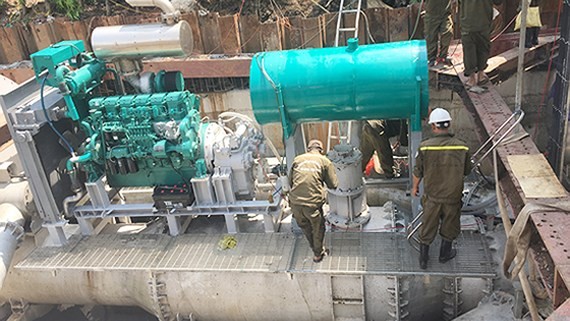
<box><xmin>250</xmin><ymin>40</ymin><xmax>429</xmax><ymax>125</ymax></box>
<box><xmin>91</xmin><ymin>21</ymin><xmax>193</xmax><ymax>60</ymax></box>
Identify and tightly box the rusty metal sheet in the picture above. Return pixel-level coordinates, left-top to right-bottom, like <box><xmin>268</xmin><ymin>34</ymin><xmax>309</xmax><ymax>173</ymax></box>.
<box><xmin>239</xmin><ymin>15</ymin><xmax>262</xmax><ymax>53</ymax></box>
<box><xmin>531</xmin><ymin>212</ymin><xmax>570</xmax><ymax>271</ymax></box>
<box><xmin>0</xmin><ymin>27</ymin><xmax>26</xmax><ymax>64</ymax></box>
<box><xmin>218</xmin><ymin>14</ymin><xmax>242</xmax><ymax>55</ymax></box>
<box><xmin>285</xmin><ymin>17</ymin><xmax>304</xmax><ymax>49</ymax></box>
<box><xmin>0</xmin><ymin>68</ymin><xmax>35</xmax><ymax>84</ymax></box>
<box><xmin>388</xmin><ymin>7</ymin><xmax>409</xmax><ymax>42</ymax></box>
<box><xmin>180</xmin><ymin>12</ymin><xmax>205</xmax><ymax>54</ymax></box>
<box><xmin>143</xmin><ymin>57</ymin><xmax>251</xmax><ymax>78</ymax></box>
<box><xmin>547</xmin><ymin>297</ymin><xmax>570</xmax><ymax>321</ymax></box>
<box><xmin>555</xmin><ymin>265</ymin><xmax>570</xmax><ymax>308</ymax></box>
<box><xmin>198</xmin><ymin>13</ymin><xmax>223</xmax><ymax>55</ymax></box>
<box><xmin>321</xmin><ymin>12</ymin><xmax>338</xmax><ymax>47</ymax></box>
<box><xmin>365</xmin><ymin>7</ymin><xmax>389</xmax><ymax>44</ymax></box>
<box><xmin>260</xmin><ymin>22</ymin><xmax>282</xmax><ymax>51</ymax></box>
<box><xmin>301</xmin><ymin>17</ymin><xmax>323</xmax><ymax>49</ymax></box>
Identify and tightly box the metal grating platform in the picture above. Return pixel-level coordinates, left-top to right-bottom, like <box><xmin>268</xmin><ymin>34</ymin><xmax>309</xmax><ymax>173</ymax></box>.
<box><xmin>17</xmin><ymin>232</ymin><xmax>495</xmax><ymax>277</ymax></box>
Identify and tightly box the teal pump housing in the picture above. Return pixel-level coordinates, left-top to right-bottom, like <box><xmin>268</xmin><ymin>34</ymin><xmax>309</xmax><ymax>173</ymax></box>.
<box><xmin>249</xmin><ymin>39</ymin><xmax>429</xmax><ymax>136</ymax></box>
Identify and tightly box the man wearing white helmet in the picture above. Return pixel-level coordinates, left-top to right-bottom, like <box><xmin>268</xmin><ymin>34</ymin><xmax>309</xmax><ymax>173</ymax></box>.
<box><xmin>289</xmin><ymin>139</ymin><xmax>339</xmax><ymax>263</ymax></box>
<box><xmin>411</xmin><ymin>108</ymin><xmax>472</xmax><ymax>270</ymax></box>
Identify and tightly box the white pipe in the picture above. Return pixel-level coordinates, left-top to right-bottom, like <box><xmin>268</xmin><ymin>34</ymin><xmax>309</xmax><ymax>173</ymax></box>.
<box><xmin>125</xmin><ymin>0</ymin><xmax>176</xmax><ymax>14</ymax></box>
<box><xmin>0</xmin><ymin>203</ymin><xmax>24</xmax><ymax>291</ymax></box>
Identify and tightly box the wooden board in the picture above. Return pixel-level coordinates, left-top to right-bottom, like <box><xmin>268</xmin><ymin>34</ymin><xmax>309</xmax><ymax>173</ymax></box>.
<box><xmin>388</xmin><ymin>7</ymin><xmax>409</xmax><ymax>42</ymax></box>
<box><xmin>198</xmin><ymin>13</ymin><xmax>223</xmax><ymax>55</ymax></box>
<box><xmin>218</xmin><ymin>14</ymin><xmax>241</xmax><ymax>55</ymax></box>
<box><xmin>408</xmin><ymin>3</ymin><xmax>423</xmax><ymax>40</ymax></box>
<box><xmin>507</xmin><ymin>154</ymin><xmax>567</xmax><ymax>199</ymax></box>
<box><xmin>239</xmin><ymin>15</ymin><xmax>262</xmax><ymax>53</ymax></box>
<box><xmin>365</xmin><ymin>7</ymin><xmax>389</xmax><ymax>44</ymax></box>
<box><xmin>180</xmin><ymin>12</ymin><xmax>205</xmax><ymax>54</ymax></box>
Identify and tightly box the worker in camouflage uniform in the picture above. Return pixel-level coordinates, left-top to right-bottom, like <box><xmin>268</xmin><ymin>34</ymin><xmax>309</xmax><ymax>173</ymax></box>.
<box><xmin>411</xmin><ymin>108</ymin><xmax>472</xmax><ymax>270</ymax></box>
<box><xmin>425</xmin><ymin>0</ymin><xmax>453</xmax><ymax>67</ymax></box>
<box><xmin>459</xmin><ymin>0</ymin><xmax>503</xmax><ymax>87</ymax></box>
<box><xmin>289</xmin><ymin>139</ymin><xmax>339</xmax><ymax>263</ymax></box>
<box><xmin>361</xmin><ymin>120</ymin><xmax>407</xmax><ymax>178</ymax></box>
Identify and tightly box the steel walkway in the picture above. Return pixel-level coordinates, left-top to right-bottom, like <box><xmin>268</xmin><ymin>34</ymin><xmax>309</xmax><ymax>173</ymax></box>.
<box><xmin>17</xmin><ymin>232</ymin><xmax>495</xmax><ymax>278</ymax></box>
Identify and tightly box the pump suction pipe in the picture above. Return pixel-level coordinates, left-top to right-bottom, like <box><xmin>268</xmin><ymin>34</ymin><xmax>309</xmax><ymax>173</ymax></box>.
<box><xmin>0</xmin><ymin>203</ymin><xmax>24</xmax><ymax>291</ymax></box>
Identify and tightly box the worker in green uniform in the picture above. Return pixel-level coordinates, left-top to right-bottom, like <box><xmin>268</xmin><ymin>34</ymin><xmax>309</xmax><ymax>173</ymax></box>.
<box><xmin>459</xmin><ymin>0</ymin><xmax>502</xmax><ymax>87</ymax></box>
<box><xmin>289</xmin><ymin>139</ymin><xmax>339</xmax><ymax>263</ymax></box>
<box><xmin>361</xmin><ymin>120</ymin><xmax>407</xmax><ymax>178</ymax></box>
<box><xmin>411</xmin><ymin>108</ymin><xmax>472</xmax><ymax>270</ymax></box>
<box><xmin>425</xmin><ymin>0</ymin><xmax>453</xmax><ymax>67</ymax></box>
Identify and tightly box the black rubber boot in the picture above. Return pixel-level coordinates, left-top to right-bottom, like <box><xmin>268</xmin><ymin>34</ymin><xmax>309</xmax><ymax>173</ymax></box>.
<box><xmin>419</xmin><ymin>244</ymin><xmax>429</xmax><ymax>270</ymax></box>
<box><xmin>439</xmin><ymin>239</ymin><xmax>457</xmax><ymax>263</ymax></box>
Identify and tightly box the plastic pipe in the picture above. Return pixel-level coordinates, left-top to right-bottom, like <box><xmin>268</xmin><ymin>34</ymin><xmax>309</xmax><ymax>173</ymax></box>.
<box><xmin>0</xmin><ymin>203</ymin><xmax>24</xmax><ymax>290</ymax></box>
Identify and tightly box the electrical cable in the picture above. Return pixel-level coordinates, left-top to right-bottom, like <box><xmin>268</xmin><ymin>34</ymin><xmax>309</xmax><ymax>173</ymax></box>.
<box><xmin>40</xmin><ymin>76</ymin><xmax>76</xmax><ymax>156</ymax></box>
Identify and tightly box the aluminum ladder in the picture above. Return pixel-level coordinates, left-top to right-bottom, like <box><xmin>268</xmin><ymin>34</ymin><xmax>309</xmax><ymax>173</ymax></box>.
<box><xmin>326</xmin><ymin>0</ymin><xmax>363</xmax><ymax>150</ymax></box>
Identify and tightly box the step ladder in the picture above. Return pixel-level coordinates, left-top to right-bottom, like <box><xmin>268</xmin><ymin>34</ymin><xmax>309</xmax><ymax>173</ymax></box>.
<box><xmin>326</xmin><ymin>0</ymin><xmax>363</xmax><ymax>151</ymax></box>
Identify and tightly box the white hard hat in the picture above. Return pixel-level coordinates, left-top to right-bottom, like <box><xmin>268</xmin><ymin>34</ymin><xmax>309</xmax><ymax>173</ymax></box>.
<box><xmin>428</xmin><ymin>108</ymin><xmax>452</xmax><ymax>124</ymax></box>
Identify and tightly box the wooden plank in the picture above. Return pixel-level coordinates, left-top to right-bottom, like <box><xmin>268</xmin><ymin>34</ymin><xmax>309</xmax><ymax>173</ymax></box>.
<box><xmin>198</xmin><ymin>12</ymin><xmax>223</xmax><ymax>54</ymax></box>
<box><xmin>218</xmin><ymin>15</ymin><xmax>241</xmax><ymax>55</ymax></box>
<box><xmin>301</xmin><ymin>17</ymin><xmax>322</xmax><ymax>49</ymax></box>
<box><xmin>180</xmin><ymin>12</ymin><xmax>204</xmax><ymax>54</ymax></box>
<box><xmin>239</xmin><ymin>15</ymin><xmax>262</xmax><ymax>53</ymax></box>
<box><xmin>388</xmin><ymin>7</ymin><xmax>409</xmax><ymax>42</ymax></box>
<box><xmin>507</xmin><ymin>154</ymin><xmax>566</xmax><ymax>198</ymax></box>
<box><xmin>0</xmin><ymin>27</ymin><xmax>27</xmax><ymax>64</ymax></box>
<box><xmin>260</xmin><ymin>22</ymin><xmax>282</xmax><ymax>51</ymax></box>
<box><xmin>365</xmin><ymin>7</ymin><xmax>389</xmax><ymax>43</ymax></box>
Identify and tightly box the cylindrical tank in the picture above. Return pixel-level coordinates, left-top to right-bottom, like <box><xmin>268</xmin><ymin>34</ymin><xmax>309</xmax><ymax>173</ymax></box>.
<box><xmin>250</xmin><ymin>40</ymin><xmax>429</xmax><ymax>126</ymax></box>
<box><xmin>91</xmin><ymin>21</ymin><xmax>193</xmax><ymax>60</ymax></box>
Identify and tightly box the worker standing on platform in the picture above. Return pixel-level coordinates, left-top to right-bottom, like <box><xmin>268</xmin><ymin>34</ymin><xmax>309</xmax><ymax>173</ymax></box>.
<box><xmin>411</xmin><ymin>108</ymin><xmax>472</xmax><ymax>270</ymax></box>
<box><xmin>289</xmin><ymin>139</ymin><xmax>339</xmax><ymax>263</ymax></box>
<box><xmin>361</xmin><ymin>120</ymin><xmax>407</xmax><ymax>178</ymax></box>
<box><xmin>459</xmin><ymin>0</ymin><xmax>502</xmax><ymax>87</ymax></box>
<box><xmin>425</xmin><ymin>0</ymin><xmax>453</xmax><ymax>67</ymax></box>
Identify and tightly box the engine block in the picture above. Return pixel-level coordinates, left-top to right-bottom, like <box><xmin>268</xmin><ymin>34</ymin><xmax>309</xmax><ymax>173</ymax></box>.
<box><xmin>84</xmin><ymin>91</ymin><xmax>205</xmax><ymax>187</ymax></box>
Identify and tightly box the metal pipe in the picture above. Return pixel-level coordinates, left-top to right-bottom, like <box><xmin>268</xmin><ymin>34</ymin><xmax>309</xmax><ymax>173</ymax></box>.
<box><xmin>63</xmin><ymin>191</ymin><xmax>86</xmax><ymax>218</ymax></box>
<box><xmin>493</xmin><ymin>150</ymin><xmax>540</xmax><ymax>321</ymax></box>
<box><xmin>125</xmin><ymin>0</ymin><xmax>176</xmax><ymax>14</ymax></box>
<box><xmin>0</xmin><ymin>203</ymin><xmax>24</xmax><ymax>290</ymax></box>
<box><xmin>514</xmin><ymin>0</ymin><xmax>530</xmax><ymax>111</ymax></box>
<box><xmin>91</xmin><ymin>22</ymin><xmax>193</xmax><ymax>61</ymax></box>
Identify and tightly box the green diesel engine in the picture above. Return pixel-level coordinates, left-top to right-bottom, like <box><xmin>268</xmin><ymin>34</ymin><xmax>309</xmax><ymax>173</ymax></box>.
<box><xmin>85</xmin><ymin>91</ymin><xmax>205</xmax><ymax>187</ymax></box>
<box><xmin>30</xmin><ymin>33</ymin><xmax>269</xmax><ymax>210</ymax></box>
